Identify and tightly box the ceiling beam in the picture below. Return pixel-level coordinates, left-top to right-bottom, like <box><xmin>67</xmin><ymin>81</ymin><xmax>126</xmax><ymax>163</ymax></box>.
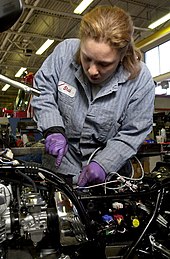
<box><xmin>0</xmin><ymin>64</ymin><xmax>39</xmax><ymax>71</ymax></box>
<box><xmin>25</xmin><ymin>5</ymin><xmax>82</xmax><ymax>19</ymax></box>
<box><xmin>4</xmin><ymin>30</ymin><xmax>63</xmax><ymax>42</ymax></box>
<box><xmin>136</xmin><ymin>25</ymin><xmax>170</xmax><ymax>49</ymax></box>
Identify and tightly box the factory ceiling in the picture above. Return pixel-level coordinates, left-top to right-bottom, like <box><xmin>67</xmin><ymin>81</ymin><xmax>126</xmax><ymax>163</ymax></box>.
<box><xmin>0</xmin><ymin>0</ymin><xmax>170</xmax><ymax>112</ymax></box>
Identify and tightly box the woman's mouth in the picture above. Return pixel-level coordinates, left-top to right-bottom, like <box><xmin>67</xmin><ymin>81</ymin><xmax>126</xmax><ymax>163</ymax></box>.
<box><xmin>89</xmin><ymin>76</ymin><xmax>100</xmax><ymax>81</ymax></box>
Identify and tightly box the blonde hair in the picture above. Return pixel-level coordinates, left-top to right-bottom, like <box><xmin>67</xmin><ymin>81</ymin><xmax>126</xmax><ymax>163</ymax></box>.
<box><xmin>78</xmin><ymin>5</ymin><xmax>141</xmax><ymax>79</ymax></box>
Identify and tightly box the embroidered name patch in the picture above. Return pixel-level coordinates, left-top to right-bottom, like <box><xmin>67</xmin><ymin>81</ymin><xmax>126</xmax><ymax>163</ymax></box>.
<box><xmin>58</xmin><ymin>81</ymin><xmax>76</xmax><ymax>97</ymax></box>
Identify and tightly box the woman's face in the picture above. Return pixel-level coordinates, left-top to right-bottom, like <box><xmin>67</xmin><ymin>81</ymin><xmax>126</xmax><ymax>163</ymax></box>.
<box><xmin>80</xmin><ymin>38</ymin><xmax>121</xmax><ymax>85</ymax></box>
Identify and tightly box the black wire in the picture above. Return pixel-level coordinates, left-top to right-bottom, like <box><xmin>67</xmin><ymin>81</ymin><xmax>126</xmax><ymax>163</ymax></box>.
<box><xmin>15</xmin><ymin>169</ymin><xmax>37</xmax><ymax>193</ymax></box>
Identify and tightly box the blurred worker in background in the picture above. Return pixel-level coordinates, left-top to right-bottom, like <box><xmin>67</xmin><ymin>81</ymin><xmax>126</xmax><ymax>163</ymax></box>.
<box><xmin>31</xmin><ymin>5</ymin><xmax>155</xmax><ymax>187</ymax></box>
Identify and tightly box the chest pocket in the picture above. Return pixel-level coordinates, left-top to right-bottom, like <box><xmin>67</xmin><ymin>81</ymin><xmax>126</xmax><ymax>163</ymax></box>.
<box><xmin>95</xmin><ymin>110</ymin><xmax>121</xmax><ymax>142</ymax></box>
<box><xmin>89</xmin><ymin>100</ymin><xmax>122</xmax><ymax>143</ymax></box>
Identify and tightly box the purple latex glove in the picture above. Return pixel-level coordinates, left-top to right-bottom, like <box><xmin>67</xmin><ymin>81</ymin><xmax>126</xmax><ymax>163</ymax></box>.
<box><xmin>45</xmin><ymin>133</ymin><xmax>68</xmax><ymax>167</ymax></box>
<box><xmin>78</xmin><ymin>161</ymin><xmax>106</xmax><ymax>187</ymax></box>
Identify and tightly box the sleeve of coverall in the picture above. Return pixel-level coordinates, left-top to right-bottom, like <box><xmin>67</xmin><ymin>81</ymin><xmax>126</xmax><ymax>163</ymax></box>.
<box><xmin>30</xmin><ymin>41</ymin><xmax>66</xmax><ymax>133</ymax></box>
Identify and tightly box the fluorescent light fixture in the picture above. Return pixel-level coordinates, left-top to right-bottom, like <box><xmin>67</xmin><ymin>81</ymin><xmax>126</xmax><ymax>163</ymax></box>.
<box><xmin>2</xmin><ymin>84</ymin><xmax>10</xmax><ymax>91</ymax></box>
<box><xmin>36</xmin><ymin>39</ymin><xmax>54</xmax><ymax>55</ymax></box>
<box><xmin>74</xmin><ymin>0</ymin><xmax>94</xmax><ymax>14</ymax></box>
<box><xmin>15</xmin><ymin>67</ymin><xmax>27</xmax><ymax>77</ymax></box>
<box><xmin>148</xmin><ymin>12</ymin><xmax>170</xmax><ymax>29</ymax></box>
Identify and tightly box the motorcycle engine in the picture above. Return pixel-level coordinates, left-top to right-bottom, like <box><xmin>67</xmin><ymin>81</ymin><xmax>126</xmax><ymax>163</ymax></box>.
<box><xmin>0</xmin><ymin>158</ymin><xmax>169</xmax><ymax>259</ymax></box>
<box><xmin>0</xmin><ymin>183</ymin><xmax>48</xmax><ymax>245</ymax></box>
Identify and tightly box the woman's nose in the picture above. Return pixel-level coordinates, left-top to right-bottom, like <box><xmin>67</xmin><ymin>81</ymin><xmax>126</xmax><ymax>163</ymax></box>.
<box><xmin>88</xmin><ymin>64</ymin><xmax>99</xmax><ymax>76</ymax></box>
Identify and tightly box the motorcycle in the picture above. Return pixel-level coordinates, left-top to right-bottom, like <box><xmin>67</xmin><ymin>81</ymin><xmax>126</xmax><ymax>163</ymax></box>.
<box><xmin>0</xmin><ymin>57</ymin><xmax>170</xmax><ymax>259</ymax></box>
<box><xmin>0</xmin><ymin>148</ymin><xmax>169</xmax><ymax>259</ymax></box>
<box><xmin>1</xmin><ymin>2</ymin><xmax>169</xmax><ymax>257</ymax></box>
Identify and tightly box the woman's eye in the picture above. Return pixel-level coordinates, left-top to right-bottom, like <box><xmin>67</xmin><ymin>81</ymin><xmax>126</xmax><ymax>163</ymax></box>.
<box><xmin>84</xmin><ymin>56</ymin><xmax>91</xmax><ymax>62</ymax></box>
<box><xmin>100</xmin><ymin>63</ymin><xmax>109</xmax><ymax>67</ymax></box>
<box><xmin>99</xmin><ymin>61</ymin><xmax>115</xmax><ymax>68</ymax></box>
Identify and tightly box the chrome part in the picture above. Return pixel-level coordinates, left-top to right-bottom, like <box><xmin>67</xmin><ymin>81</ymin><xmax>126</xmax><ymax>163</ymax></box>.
<box><xmin>20</xmin><ymin>192</ymin><xmax>47</xmax><ymax>244</ymax></box>
<box><xmin>149</xmin><ymin>234</ymin><xmax>170</xmax><ymax>258</ymax></box>
<box><xmin>55</xmin><ymin>191</ymin><xmax>87</xmax><ymax>246</ymax></box>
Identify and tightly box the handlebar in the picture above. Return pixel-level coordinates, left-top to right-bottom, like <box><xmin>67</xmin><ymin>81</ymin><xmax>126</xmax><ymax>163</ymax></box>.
<box><xmin>0</xmin><ymin>74</ymin><xmax>40</xmax><ymax>96</ymax></box>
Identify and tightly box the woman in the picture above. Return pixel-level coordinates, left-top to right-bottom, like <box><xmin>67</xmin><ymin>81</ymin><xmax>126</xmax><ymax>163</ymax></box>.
<box><xmin>31</xmin><ymin>5</ymin><xmax>155</xmax><ymax>186</ymax></box>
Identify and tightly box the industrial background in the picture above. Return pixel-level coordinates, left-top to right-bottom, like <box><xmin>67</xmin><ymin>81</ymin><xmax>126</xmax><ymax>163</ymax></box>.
<box><xmin>0</xmin><ymin>0</ymin><xmax>170</xmax><ymax>111</ymax></box>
